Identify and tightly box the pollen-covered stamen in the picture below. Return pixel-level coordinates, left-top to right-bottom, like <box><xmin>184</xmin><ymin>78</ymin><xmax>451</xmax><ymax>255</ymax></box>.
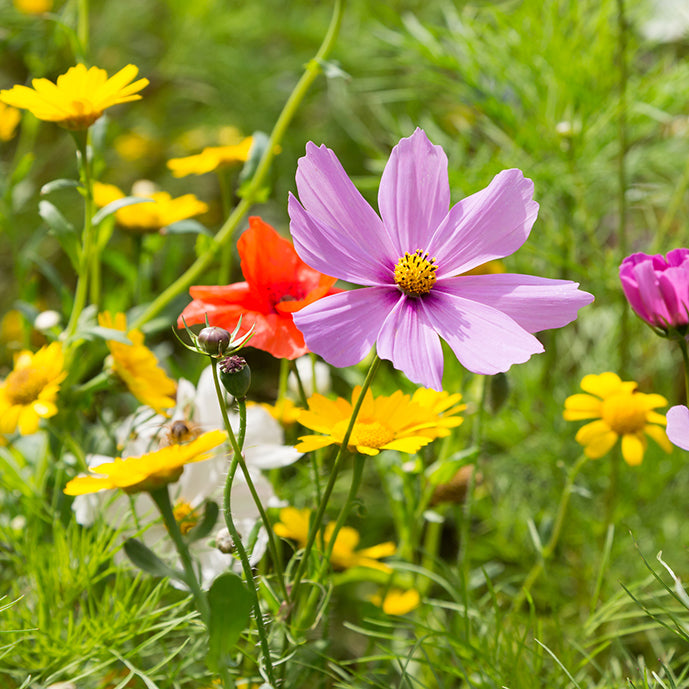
<box><xmin>394</xmin><ymin>250</ymin><xmax>437</xmax><ymax>297</ymax></box>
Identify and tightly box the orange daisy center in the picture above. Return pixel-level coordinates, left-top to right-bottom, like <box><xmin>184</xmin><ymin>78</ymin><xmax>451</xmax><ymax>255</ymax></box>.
<box><xmin>5</xmin><ymin>366</ymin><xmax>49</xmax><ymax>405</ymax></box>
<box><xmin>601</xmin><ymin>393</ymin><xmax>648</xmax><ymax>435</ymax></box>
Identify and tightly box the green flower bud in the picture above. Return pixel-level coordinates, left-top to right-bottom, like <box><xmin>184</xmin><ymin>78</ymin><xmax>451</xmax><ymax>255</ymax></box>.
<box><xmin>218</xmin><ymin>355</ymin><xmax>251</xmax><ymax>398</ymax></box>
<box><xmin>197</xmin><ymin>326</ymin><xmax>231</xmax><ymax>356</ymax></box>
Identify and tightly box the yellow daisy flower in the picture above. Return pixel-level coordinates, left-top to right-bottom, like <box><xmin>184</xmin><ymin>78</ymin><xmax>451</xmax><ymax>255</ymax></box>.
<box><xmin>167</xmin><ymin>137</ymin><xmax>254</xmax><ymax>177</ymax></box>
<box><xmin>0</xmin><ymin>342</ymin><xmax>66</xmax><ymax>435</ymax></box>
<box><xmin>257</xmin><ymin>398</ymin><xmax>303</xmax><ymax>426</ymax></box>
<box><xmin>99</xmin><ymin>312</ymin><xmax>177</xmax><ymax>415</ymax></box>
<box><xmin>0</xmin><ymin>103</ymin><xmax>21</xmax><ymax>142</ymax></box>
<box><xmin>64</xmin><ymin>429</ymin><xmax>227</xmax><ymax>495</ymax></box>
<box><xmin>93</xmin><ymin>181</ymin><xmax>208</xmax><ymax>234</ymax></box>
<box><xmin>0</xmin><ymin>64</ymin><xmax>148</xmax><ymax>130</ymax></box>
<box><xmin>296</xmin><ymin>386</ymin><xmax>464</xmax><ymax>456</ymax></box>
<box><xmin>369</xmin><ymin>588</ymin><xmax>421</xmax><ymax>615</ymax></box>
<box><xmin>563</xmin><ymin>372</ymin><xmax>672</xmax><ymax>466</ymax></box>
<box><xmin>274</xmin><ymin>507</ymin><xmax>396</xmax><ymax>572</ymax></box>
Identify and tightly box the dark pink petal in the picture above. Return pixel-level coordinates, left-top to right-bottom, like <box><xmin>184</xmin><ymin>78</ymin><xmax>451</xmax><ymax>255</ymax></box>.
<box><xmin>427</xmin><ymin>169</ymin><xmax>539</xmax><ymax>277</ymax></box>
<box><xmin>437</xmin><ymin>274</ymin><xmax>594</xmax><ymax>333</ymax></box>
<box><xmin>632</xmin><ymin>258</ymin><xmax>674</xmax><ymax>327</ymax></box>
<box><xmin>293</xmin><ymin>287</ymin><xmax>402</xmax><ymax>367</ymax></box>
<box><xmin>420</xmin><ymin>289</ymin><xmax>544</xmax><ymax>375</ymax></box>
<box><xmin>378</xmin><ymin>128</ymin><xmax>450</xmax><ymax>255</ymax></box>
<box><xmin>289</xmin><ymin>194</ymin><xmax>393</xmax><ymax>286</ymax></box>
<box><xmin>666</xmin><ymin>405</ymin><xmax>689</xmax><ymax>451</ymax></box>
<box><xmin>292</xmin><ymin>142</ymin><xmax>397</xmax><ymax>264</ymax></box>
<box><xmin>376</xmin><ymin>295</ymin><xmax>444</xmax><ymax>390</ymax></box>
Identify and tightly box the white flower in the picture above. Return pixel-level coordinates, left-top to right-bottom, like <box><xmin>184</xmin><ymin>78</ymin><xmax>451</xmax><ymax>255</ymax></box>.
<box><xmin>73</xmin><ymin>365</ymin><xmax>301</xmax><ymax>587</ymax></box>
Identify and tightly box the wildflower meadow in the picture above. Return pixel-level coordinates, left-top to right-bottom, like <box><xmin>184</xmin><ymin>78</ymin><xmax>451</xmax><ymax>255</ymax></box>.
<box><xmin>4</xmin><ymin>0</ymin><xmax>689</xmax><ymax>687</ymax></box>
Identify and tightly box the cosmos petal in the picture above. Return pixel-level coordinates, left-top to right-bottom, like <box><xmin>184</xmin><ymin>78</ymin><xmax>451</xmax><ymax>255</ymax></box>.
<box><xmin>419</xmin><ymin>289</ymin><xmax>544</xmax><ymax>376</ymax></box>
<box><xmin>440</xmin><ymin>273</ymin><xmax>594</xmax><ymax>333</ymax></box>
<box><xmin>376</xmin><ymin>296</ymin><xmax>444</xmax><ymax>390</ymax></box>
<box><xmin>666</xmin><ymin>404</ymin><xmax>689</xmax><ymax>450</ymax></box>
<box><xmin>427</xmin><ymin>169</ymin><xmax>539</xmax><ymax>277</ymax></box>
<box><xmin>293</xmin><ymin>287</ymin><xmax>402</xmax><ymax>368</ymax></box>
<box><xmin>288</xmin><ymin>193</ymin><xmax>392</xmax><ymax>286</ymax></box>
<box><xmin>290</xmin><ymin>140</ymin><xmax>397</xmax><ymax>274</ymax></box>
<box><xmin>378</xmin><ymin>128</ymin><xmax>450</xmax><ymax>254</ymax></box>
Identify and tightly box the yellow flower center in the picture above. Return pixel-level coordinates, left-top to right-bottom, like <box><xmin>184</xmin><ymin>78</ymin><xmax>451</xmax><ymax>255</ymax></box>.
<box><xmin>394</xmin><ymin>250</ymin><xmax>437</xmax><ymax>297</ymax></box>
<box><xmin>5</xmin><ymin>366</ymin><xmax>49</xmax><ymax>405</ymax></box>
<box><xmin>173</xmin><ymin>500</ymin><xmax>200</xmax><ymax>535</ymax></box>
<box><xmin>334</xmin><ymin>419</ymin><xmax>396</xmax><ymax>449</ymax></box>
<box><xmin>601</xmin><ymin>392</ymin><xmax>648</xmax><ymax>435</ymax></box>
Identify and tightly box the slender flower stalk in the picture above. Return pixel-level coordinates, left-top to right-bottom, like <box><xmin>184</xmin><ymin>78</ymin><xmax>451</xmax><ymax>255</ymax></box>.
<box><xmin>149</xmin><ymin>486</ymin><xmax>235</xmax><ymax>689</ymax></box>
<box><xmin>616</xmin><ymin>0</ymin><xmax>630</xmax><ymax>376</ymax></box>
<box><xmin>209</xmin><ymin>362</ymin><xmax>278</xmax><ymax>685</ymax></box>
<box><xmin>64</xmin><ymin>131</ymin><xmax>96</xmax><ymax>343</ymax></box>
<box><xmin>295</xmin><ymin>453</ymin><xmax>367</xmax><ymax>628</ymax></box>
<box><xmin>511</xmin><ymin>453</ymin><xmax>589</xmax><ymax>611</ymax></box>
<box><xmin>131</xmin><ymin>0</ymin><xmax>346</xmax><ymax>331</ymax></box>
<box><xmin>288</xmin><ymin>354</ymin><xmax>381</xmax><ymax>607</ymax></box>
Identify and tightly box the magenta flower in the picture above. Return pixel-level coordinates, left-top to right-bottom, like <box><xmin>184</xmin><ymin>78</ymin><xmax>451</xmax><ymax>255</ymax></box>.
<box><xmin>288</xmin><ymin>128</ymin><xmax>594</xmax><ymax>390</ymax></box>
<box><xmin>666</xmin><ymin>404</ymin><xmax>689</xmax><ymax>450</ymax></box>
<box><xmin>619</xmin><ymin>249</ymin><xmax>689</xmax><ymax>332</ymax></box>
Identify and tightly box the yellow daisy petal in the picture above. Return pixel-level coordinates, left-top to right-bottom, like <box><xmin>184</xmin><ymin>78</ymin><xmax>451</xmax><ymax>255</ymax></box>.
<box><xmin>644</xmin><ymin>423</ymin><xmax>673</xmax><ymax>454</ymax></box>
<box><xmin>621</xmin><ymin>433</ymin><xmax>646</xmax><ymax>466</ymax></box>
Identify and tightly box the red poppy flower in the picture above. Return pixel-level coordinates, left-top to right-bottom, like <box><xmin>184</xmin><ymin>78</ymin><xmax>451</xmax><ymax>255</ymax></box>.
<box><xmin>178</xmin><ymin>216</ymin><xmax>340</xmax><ymax>359</ymax></box>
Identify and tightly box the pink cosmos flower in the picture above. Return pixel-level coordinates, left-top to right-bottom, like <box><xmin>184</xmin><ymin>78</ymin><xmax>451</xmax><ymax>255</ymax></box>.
<box><xmin>288</xmin><ymin>128</ymin><xmax>594</xmax><ymax>389</ymax></box>
<box><xmin>619</xmin><ymin>249</ymin><xmax>689</xmax><ymax>332</ymax></box>
<box><xmin>666</xmin><ymin>404</ymin><xmax>689</xmax><ymax>450</ymax></box>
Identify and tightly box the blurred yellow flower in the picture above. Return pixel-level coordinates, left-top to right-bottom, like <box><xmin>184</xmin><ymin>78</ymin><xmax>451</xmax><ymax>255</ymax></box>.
<box><xmin>0</xmin><ymin>342</ymin><xmax>65</xmax><ymax>435</ymax></box>
<box><xmin>274</xmin><ymin>507</ymin><xmax>396</xmax><ymax>572</ymax></box>
<box><xmin>99</xmin><ymin>312</ymin><xmax>177</xmax><ymax>415</ymax></box>
<box><xmin>93</xmin><ymin>181</ymin><xmax>208</xmax><ymax>233</ymax></box>
<box><xmin>113</xmin><ymin>130</ymin><xmax>161</xmax><ymax>162</ymax></box>
<box><xmin>564</xmin><ymin>372</ymin><xmax>671</xmax><ymax>466</ymax></box>
<box><xmin>167</xmin><ymin>137</ymin><xmax>254</xmax><ymax>177</ymax></box>
<box><xmin>0</xmin><ymin>103</ymin><xmax>21</xmax><ymax>141</ymax></box>
<box><xmin>370</xmin><ymin>588</ymin><xmax>421</xmax><ymax>615</ymax></box>
<box><xmin>296</xmin><ymin>386</ymin><xmax>464</xmax><ymax>456</ymax></box>
<box><xmin>13</xmin><ymin>0</ymin><xmax>52</xmax><ymax>13</ymax></box>
<box><xmin>257</xmin><ymin>398</ymin><xmax>302</xmax><ymax>425</ymax></box>
<box><xmin>64</xmin><ymin>429</ymin><xmax>227</xmax><ymax>495</ymax></box>
<box><xmin>461</xmin><ymin>259</ymin><xmax>506</xmax><ymax>276</ymax></box>
<box><xmin>0</xmin><ymin>64</ymin><xmax>148</xmax><ymax>130</ymax></box>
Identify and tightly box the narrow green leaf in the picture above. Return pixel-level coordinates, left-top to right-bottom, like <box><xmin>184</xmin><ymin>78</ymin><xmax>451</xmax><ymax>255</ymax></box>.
<box><xmin>38</xmin><ymin>200</ymin><xmax>80</xmax><ymax>270</ymax></box>
<box><xmin>186</xmin><ymin>500</ymin><xmax>220</xmax><ymax>544</ymax></box>
<box><xmin>92</xmin><ymin>196</ymin><xmax>154</xmax><ymax>225</ymax></box>
<box><xmin>123</xmin><ymin>538</ymin><xmax>184</xmax><ymax>582</ymax></box>
<box><xmin>164</xmin><ymin>219</ymin><xmax>212</xmax><ymax>236</ymax></box>
<box><xmin>207</xmin><ymin>572</ymin><xmax>252</xmax><ymax>668</ymax></box>
<box><xmin>40</xmin><ymin>178</ymin><xmax>81</xmax><ymax>195</ymax></box>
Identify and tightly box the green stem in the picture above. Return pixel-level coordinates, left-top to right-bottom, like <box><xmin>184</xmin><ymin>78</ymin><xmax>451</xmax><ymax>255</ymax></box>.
<box><xmin>295</xmin><ymin>453</ymin><xmax>366</xmax><ymax>628</ymax></box>
<box><xmin>678</xmin><ymin>337</ymin><xmax>689</xmax><ymax>403</ymax></box>
<box><xmin>130</xmin><ymin>0</ymin><xmax>346</xmax><ymax>331</ymax></box>
<box><xmin>511</xmin><ymin>453</ymin><xmax>589</xmax><ymax>612</ymax></box>
<box><xmin>616</xmin><ymin>0</ymin><xmax>630</xmax><ymax>378</ymax></box>
<box><xmin>64</xmin><ymin>130</ymin><xmax>95</xmax><ymax>345</ymax></box>
<box><xmin>210</xmin><ymin>362</ymin><xmax>278</xmax><ymax>684</ymax></box>
<box><xmin>150</xmin><ymin>486</ymin><xmax>211</xmax><ymax>623</ymax></box>
<box><xmin>77</xmin><ymin>0</ymin><xmax>89</xmax><ymax>58</ymax></box>
<box><xmin>289</xmin><ymin>354</ymin><xmax>381</xmax><ymax>605</ymax></box>
<box><xmin>216</xmin><ymin>169</ymin><xmax>235</xmax><ymax>285</ymax></box>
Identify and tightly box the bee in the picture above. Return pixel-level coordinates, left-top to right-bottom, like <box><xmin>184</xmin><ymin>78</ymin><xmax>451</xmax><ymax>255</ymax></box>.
<box><xmin>163</xmin><ymin>419</ymin><xmax>201</xmax><ymax>446</ymax></box>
